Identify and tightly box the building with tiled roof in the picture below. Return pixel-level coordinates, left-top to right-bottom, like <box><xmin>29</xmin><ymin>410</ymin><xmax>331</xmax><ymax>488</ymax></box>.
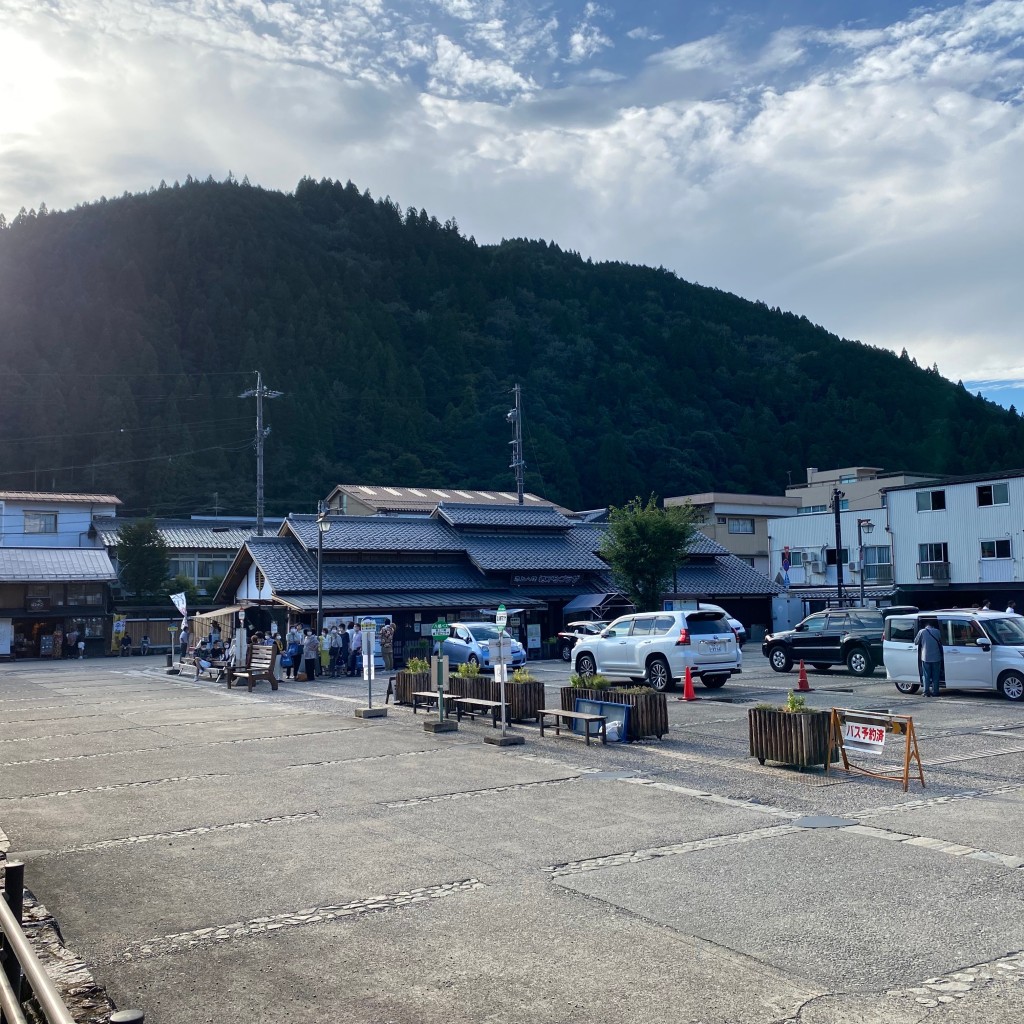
<box><xmin>324</xmin><ymin>483</ymin><xmax>573</xmax><ymax>516</ymax></box>
<box><xmin>216</xmin><ymin>503</ymin><xmax>780</xmax><ymax>662</ymax></box>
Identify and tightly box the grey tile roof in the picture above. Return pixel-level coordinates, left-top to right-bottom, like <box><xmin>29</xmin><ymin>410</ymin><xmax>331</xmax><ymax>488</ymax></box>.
<box><xmin>285</xmin><ymin>515</ymin><xmax>466</xmax><ymax>553</ymax></box>
<box><xmin>94</xmin><ymin>516</ymin><xmax>263</xmax><ymax>550</ymax></box>
<box><xmin>433</xmin><ymin>503</ymin><xmax>573</xmax><ymax>529</ymax></box>
<box><xmin>0</xmin><ymin>547</ymin><xmax>118</xmax><ymax>583</ymax></box>
<box><xmin>326</xmin><ymin>483</ymin><xmax>570</xmax><ymax>514</ymax></box>
<box><xmin>674</xmin><ymin>553</ymin><xmax>782</xmax><ymax>597</ymax></box>
<box><xmin>247</xmin><ymin>538</ymin><xmax>316</xmax><ymax>591</ymax></box>
<box><xmin>279</xmin><ymin>591</ymin><xmax>547</xmax><ymax>611</ymax></box>
<box><xmin>464</xmin><ymin>535</ymin><xmax>608</xmax><ymax>572</ymax></box>
<box><xmin>687</xmin><ymin>531</ymin><xmax>731</xmax><ymax>556</ymax></box>
<box><xmin>0</xmin><ymin>491</ymin><xmax>121</xmax><ymax>504</ymax></box>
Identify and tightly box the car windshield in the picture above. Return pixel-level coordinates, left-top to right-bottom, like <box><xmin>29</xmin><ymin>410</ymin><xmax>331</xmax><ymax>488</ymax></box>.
<box><xmin>467</xmin><ymin>624</ymin><xmax>511</xmax><ymax>642</ymax></box>
<box><xmin>687</xmin><ymin>613</ymin><xmax>730</xmax><ymax>635</ymax></box>
<box><xmin>981</xmin><ymin>617</ymin><xmax>1024</xmax><ymax>646</ymax></box>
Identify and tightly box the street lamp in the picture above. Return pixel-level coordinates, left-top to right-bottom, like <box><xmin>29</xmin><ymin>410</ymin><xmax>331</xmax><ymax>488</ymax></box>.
<box><xmin>857</xmin><ymin>518</ymin><xmax>875</xmax><ymax>607</ymax></box>
<box><xmin>316</xmin><ymin>501</ymin><xmax>331</xmax><ymax>633</ymax></box>
<box><xmin>832</xmin><ymin>488</ymin><xmax>846</xmax><ymax>606</ymax></box>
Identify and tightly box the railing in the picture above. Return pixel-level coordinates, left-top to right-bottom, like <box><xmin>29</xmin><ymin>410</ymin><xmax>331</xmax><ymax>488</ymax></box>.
<box><xmin>863</xmin><ymin>564</ymin><xmax>893</xmax><ymax>583</ymax></box>
<box><xmin>917</xmin><ymin>561</ymin><xmax>951</xmax><ymax>581</ymax></box>
<box><xmin>1</xmin><ymin>861</ymin><xmax>142</xmax><ymax>1024</ymax></box>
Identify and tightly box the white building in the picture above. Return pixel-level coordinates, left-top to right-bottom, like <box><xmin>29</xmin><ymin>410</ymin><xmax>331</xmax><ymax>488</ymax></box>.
<box><xmin>883</xmin><ymin>472</ymin><xmax>1024</xmax><ymax>607</ymax></box>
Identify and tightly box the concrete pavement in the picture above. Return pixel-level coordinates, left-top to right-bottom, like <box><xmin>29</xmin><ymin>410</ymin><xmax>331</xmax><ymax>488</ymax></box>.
<box><xmin>2</xmin><ymin>656</ymin><xmax>1024</xmax><ymax>1023</ymax></box>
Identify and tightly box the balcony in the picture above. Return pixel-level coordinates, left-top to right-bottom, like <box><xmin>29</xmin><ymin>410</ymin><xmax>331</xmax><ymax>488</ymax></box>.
<box><xmin>863</xmin><ymin>564</ymin><xmax>893</xmax><ymax>583</ymax></box>
<box><xmin>917</xmin><ymin>561</ymin><xmax>951</xmax><ymax>582</ymax></box>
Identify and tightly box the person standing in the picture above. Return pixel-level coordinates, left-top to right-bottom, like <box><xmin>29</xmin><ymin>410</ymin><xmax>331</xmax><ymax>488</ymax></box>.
<box><xmin>301</xmin><ymin>628</ymin><xmax>319</xmax><ymax>682</ymax></box>
<box><xmin>178</xmin><ymin>623</ymin><xmax>190</xmax><ymax>662</ymax></box>
<box><xmin>65</xmin><ymin>628</ymin><xmax>78</xmax><ymax>660</ymax></box>
<box><xmin>319</xmin><ymin>628</ymin><xmax>331</xmax><ymax>677</ymax></box>
<box><xmin>1007</xmin><ymin>600</ymin><xmax>1018</xmax><ymax>614</ymax></box>
<box><xmin>338</xmin><ymin>622</ymin><xmax>351</xmax><ymax>675</ymax></box>
<box><xmin>349</xmin><ymin>622</ymin><xmax>362</xmax><ymax>676</ymax></box>
<box><xmin>328</xmin><ymin>627</ymin><xmax>343</xmax><ymax>677</ymax></box>
<box><xmin>379</xmin><ymin>618</ymin><xmax>396</xmax><ymax>671</ymax></box>
<box><xmin>915</xmin><ymin>617</ymin><xmax>943</xmax><ymax>697</ymax></box>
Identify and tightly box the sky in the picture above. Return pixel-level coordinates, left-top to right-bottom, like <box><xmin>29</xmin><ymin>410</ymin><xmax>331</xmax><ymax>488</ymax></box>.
<box><xmin>2</xmin><ymin>1</ymin><xmax>1022</xmax><ymax>407</ymax></box>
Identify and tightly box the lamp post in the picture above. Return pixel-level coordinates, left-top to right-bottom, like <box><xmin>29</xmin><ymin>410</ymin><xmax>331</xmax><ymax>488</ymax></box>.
<box><xmin>857</xmin><ymin>518</ymin><xmax>875</xmax><ymax>607</ymax></box>
<box><xmin>832</xmin><ymin>488</ymin><xmax>846</xmax><ymax>606</ymax></box>
<box><xmin>316</xmin><ymin>501</ymin><xmax>331</xmax><ymax>633</ymax></box>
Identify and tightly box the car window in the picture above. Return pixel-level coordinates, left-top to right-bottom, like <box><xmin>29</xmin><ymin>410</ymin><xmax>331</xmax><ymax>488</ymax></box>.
<box><xmin>801</xmin><ymin>614</ymin><xmax>828</xmax><ymax>631</ymax></box>
<box><xmin>827</xmin><ymin>613</ymin><xmax>850</xmax><ymax>629</ymax></box>
<box><xmin>653</xmin><ymin>616</ymin><xmax>676</xmax><ymax>634</ymax></box>
<box><xmin>848</xmin><ymin>610</ymin><xmax>884</xmax><ymax>628</ymax></box>
<box><xmin>603</xmin><ymin>617</ymin><xmax>632</xmax><ymax>638</ymax></box>
<box><xmin>631</xmin><ymin>617</ymin><xmax>656</xmax><ymax>636</ymax></box>
<box><xmin>980</xmin><ymin>617</ymin><xmax>1024</xmax><ymax>646</ymax></box>
<box><xmin>946</xmin><ymin>619</ymin><xmax>980</xmax><ymax>647</ymax></box>
<box><xmin>886</xmin><ymin>617</ymin><xmax>917</xmax><ymax>642</ymax></box>
<box><xmin>687</xmin><ymin>614</ymin><xmax>730</xmax><ymax>635</ymax></box>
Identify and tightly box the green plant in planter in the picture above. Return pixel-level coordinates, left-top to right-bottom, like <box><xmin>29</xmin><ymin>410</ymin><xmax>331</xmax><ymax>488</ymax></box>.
<box><xmin>785</xmin><ymin>691</ymin><xmax>813</xmax><ymax>714</ymax></box>
<box><xmin>456</xmin><ymin>660</ymin><xmax>481</xmax><ymax>677</ymax></box>
<box><xmin>571</xmin><ymin>671</ymin><xmax>609</xmax><ymax>690</ymax></box>
<box><xmin>511</xmin><ymin>668</ymin><xmax>536</xmax><ymax>683</ymax></box>
<box><xmin>405</xmin><ymin>657</ymin><xmax>429</xmax><ymax>673</ymax></box>
<box><xmin>546</xmin><ymin>636</ymin><xmax>560</xmax><ymax>646</ymax></box>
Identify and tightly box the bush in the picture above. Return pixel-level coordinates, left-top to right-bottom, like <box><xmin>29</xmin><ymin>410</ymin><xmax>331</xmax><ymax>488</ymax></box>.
<box><xmin>457</xmin><ymin>660</ymin><xmax>480</xmax><ymax>677</ymax></box>
<box><xmin>511</xmin><ymin>668</ymin><xmax>536</xmax><ymax>683</ymax></box>
<box><xmin>571</xmin><ymin>672</ymin><xmax>610</xmax><ymax>690</ymax></box>
<box><xmin>405</xmin><ymin>656</ymin><xmax>429</xmax><ymax>673</ymax></box>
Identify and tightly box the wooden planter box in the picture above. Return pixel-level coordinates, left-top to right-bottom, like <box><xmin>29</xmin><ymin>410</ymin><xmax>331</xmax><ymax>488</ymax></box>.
<box><xmin>559</xmin><ymin>687</ymin><xmax>668</xmax><ymax>740</ymax></box>
<box><xmin>393</xmin><ymin>670</ymin><xmax>431</xmax><ymax>705</ymax></box>
<box><xmin>450</xmin><ymin>675</ymin><xmax>545</xmax><ymax>722</ymax></box>
<box><xmin>748</xmin><ymin>708</ymin><xmax>837</xmax><ymax>768</ymax></box>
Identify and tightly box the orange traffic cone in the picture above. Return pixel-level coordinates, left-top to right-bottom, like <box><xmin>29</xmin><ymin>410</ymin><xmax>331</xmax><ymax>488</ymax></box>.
<box><xmin>797</xmin><ymin>660</ymin><xmax>814</xmax><ymax>693</ymax></box>
<box><xmin>678</xmin><ymin>666</ymin><xmax>698</xmax><ymax>701</ymax></box>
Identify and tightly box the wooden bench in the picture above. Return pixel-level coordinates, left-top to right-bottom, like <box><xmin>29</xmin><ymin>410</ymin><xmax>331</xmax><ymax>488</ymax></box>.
<box><xmin>537</xmin><ymin>708</ymin><xmax>607</xmax><ymax>746</ymax></box>
<box><xmin>412</xmin><ymin>690</ymin><xmax>452</xmax><ymax>715</ymax></box>
<box><xmin>453</xmin><ymin>697</ymin><xmax>509</xmax><ymax>728</ymax></box>
<box><xmin>229</xmin><ymin>644</ymin><xmax>279</xmax><ymax>692</ymax></box>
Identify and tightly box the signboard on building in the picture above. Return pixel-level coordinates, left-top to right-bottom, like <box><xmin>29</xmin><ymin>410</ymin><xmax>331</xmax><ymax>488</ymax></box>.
<box><xmin>510</xmin><ymin>573</ymin><xmax>583</xmax><ymax>587</ymax></box>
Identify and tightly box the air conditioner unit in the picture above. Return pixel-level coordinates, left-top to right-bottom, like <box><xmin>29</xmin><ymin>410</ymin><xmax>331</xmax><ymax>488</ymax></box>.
<box><xmin>847</xmin><ymin>561</ymin><xmax>860</xmax><ymax>572</ymax></box>
<box><xmin>809</xmin><ymin>560</ymin><xmax>823</xmax><ymax>573</ymax></box>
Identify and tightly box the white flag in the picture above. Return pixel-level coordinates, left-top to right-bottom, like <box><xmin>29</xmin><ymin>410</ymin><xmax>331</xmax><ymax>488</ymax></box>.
<box><xmin>169</xmin><ymin>592</ymin><xmax>188</xmax><ymax>618</ymax></box>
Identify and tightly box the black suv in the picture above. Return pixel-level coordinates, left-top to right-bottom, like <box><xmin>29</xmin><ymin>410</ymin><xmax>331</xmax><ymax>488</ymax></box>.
<box><xmin>762</xmin><ymin>608</ymin><xmax>886</xmax><ymax>677</ymax></box>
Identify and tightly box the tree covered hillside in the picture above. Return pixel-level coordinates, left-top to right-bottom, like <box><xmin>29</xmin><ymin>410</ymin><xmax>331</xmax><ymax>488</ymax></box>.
<box><xmin>1</xmin><ymin>176</ymin><xmax>1020</xmax><ymax>516</ymax></box>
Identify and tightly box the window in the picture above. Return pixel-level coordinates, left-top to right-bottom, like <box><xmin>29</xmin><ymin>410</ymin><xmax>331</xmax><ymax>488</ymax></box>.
<box><xmin>716</xmin><ymin>515</ymin><xmax>727</xmax><ymax>525</ymax></box>
<box><xmin>787</xmin><ymin>551</ymin><xmax>804</xmax><ymax>566</ymax></box>
<box><xmin>840</xmin><ymin>499</ymin><xmax>849</xmax><ymax>511</ymax></box>
<box><xmin>918</xmin><ymin>542</ymin><xmax>949</xmax><ymax>579</ymax></box>
<box><xmin>916</xmin><ymin>490</ymin><xmax>946</xmax><ymax>512</ymax></box>
<box><xmin>977</xmin><ymin>483</ymin><xmax>1009</xmax><ymax>507</ymax></box>
<box><xmin>946</xmin><ymin>619</ymin><xmax>985</xmax><ymax>647</ymax></box>
<box><xmin>863</xmin><ymin>545</ymin><xmax>892</xmax><ymax>582</ymax></box>
<box><xmin>800</xmin><ymin>614</ymin><xmax>828</xmax><ymax>631</ymax></box>
<box><xmin>798</xmin><ymin>505</ymin><xmax>827</xmax><ymax>515</ymax></box>
<box><xmin>631</xmin><ymin>617</ymin><xmax>656</xmax><ymax>636</ymax></box>
<box><xmin>67</xmin><ymin>584</ymin><xmax>104</xmax><ymax>607</ymax></box>
<box><xmin>825</xmin><ymin>548</ymin><xmax>849</xmax><ymax>565</ymax></box>
<box><xmin>886</xmin><ymin>617</ymin><xmax>917</xmax><ymax>642</ymax></box>
<box><xmin>653</xmin><ymin>616</ymin><xmax>676</xmax><ymax>634</ymax></box>
<box><xmin>728</xmin><ymin>518</ymin><xmax>754</xmax><ymax>534</ymax></box>
<box><xmin>24</xmin><ymin>510</ymin><xmax>57</xmax><ymax>534</ymax></box>
<box><xmin>840</xmin><ymin>475</ymin><xmax>856</xmax><ymax>484</ymax></box>
<box><xmin>981</xmin><ymin>539</ymin><xmax>1011</xmax><ymax>559</ymax></box>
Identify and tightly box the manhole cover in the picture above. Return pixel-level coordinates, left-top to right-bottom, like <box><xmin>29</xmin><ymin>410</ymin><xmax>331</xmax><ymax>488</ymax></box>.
<box><xmin>793</xmin><ymin>815</ymin><xmax>859</xmax><ymax>829</ymax></box>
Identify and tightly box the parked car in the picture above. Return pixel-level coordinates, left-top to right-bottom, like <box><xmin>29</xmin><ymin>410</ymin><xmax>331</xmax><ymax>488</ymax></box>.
<box><xmin>556</xmin><ymin>620</ymin><xmax>609</xmax><ymax>662</ymax></box>
<box><xmin>884</xmin><ymin>609</ymin><xmax>1024</xmax><ymax>701</ymax></box>
<box><xmin>572</xmin><ymin>610</ymin><xmax>740</xmax><ymax>692</ymax></box>
<box><xmin>433</xmin><ymin>621</ymin><xmax>527</xmax><ymax>669</ymax></box>
<box><xmin>686</xmin><ymin>603</ymin><xmax>747</xmax><ymax>647</ymax></box>
<box><xmin>762</xmin><ymin>607</ymin><xmax>887</xmax><ymax>676</ymax></box>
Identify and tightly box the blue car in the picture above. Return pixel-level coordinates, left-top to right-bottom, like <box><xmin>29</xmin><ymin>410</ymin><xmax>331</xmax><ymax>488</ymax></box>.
<box><xmin>434</xmin><ymin>621</ymin><xmax>527</xmax><ymax>669</ymax></box>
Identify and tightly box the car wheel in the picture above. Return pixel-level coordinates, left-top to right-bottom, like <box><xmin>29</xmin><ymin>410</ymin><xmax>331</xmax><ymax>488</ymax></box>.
<box><xmin>467</xmin><ymin>654</ymin><xmax>479</xmax><ymax>667</ymax></box>
<box><xmin>646</xmin><ymin>656</ymin><xmax>673</xmax><ymax>692</ymax></box>
<box><xmin>894</xmin><ymin>679</ymin><xmax>921</xmax><ymax>695</ymax></box>
<box><xmin>812</xmin><ymin>664</ymin><xmax>832</xmax><ymax>672</ymax></box>
<box><xmin>999</xmin><ymin>671</ymin><xmax>1024</xmax><ymax>702</ymax></box>
<box><xmin>560</xmin><ymin>642</ymin><xmax>573</xmax><ymax>662</ymax></box>
<box><xmin>846</xmin><ymin>647</ymin><xmax>874</xmax><ymax>677</ymax></box>
<box><xmin>702</xmin><ymin>674</ymin><xmax>728</xmax><ymax>689</ymax></box>
<box><xmin>768</xmin><ymin>646</ymin><xmax>792</xmax><ymax>673</ymax></box>
<box><xmin>576</xmin><ymin>653</ymin><xmax>597</xmax><ymax>678</ymax></box>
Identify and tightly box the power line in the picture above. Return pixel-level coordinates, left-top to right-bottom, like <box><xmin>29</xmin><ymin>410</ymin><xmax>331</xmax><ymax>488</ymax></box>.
<box><xmin>0</xmin><ymin>416</ymin><xmax>251</xmax><ymax>445</ymax></box>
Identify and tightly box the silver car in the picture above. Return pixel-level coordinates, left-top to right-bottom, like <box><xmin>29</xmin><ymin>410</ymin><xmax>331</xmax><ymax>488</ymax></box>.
<box><xmin>572</xmin><ymin>610</ymin><xmax>740</xmax><ymax>692</ymax></box>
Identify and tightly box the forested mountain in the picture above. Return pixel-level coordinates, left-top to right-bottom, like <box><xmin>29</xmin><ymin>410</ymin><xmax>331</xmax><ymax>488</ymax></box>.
<box><xmin>1</xmin><ymin>176</ymin><xmax>1021</xmax><ymax>517</ymax></box>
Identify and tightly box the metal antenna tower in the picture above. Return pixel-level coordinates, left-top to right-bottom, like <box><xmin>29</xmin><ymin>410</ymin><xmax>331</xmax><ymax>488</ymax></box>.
<box><xmin>239</xmin><ymin>371</ymin><xmax>283</xmax><ymax>536</ymax></box>
<box><xmin>506</xmin><ymin>383</ymin><xmax>525</xmax><ymax>505</ymax></box>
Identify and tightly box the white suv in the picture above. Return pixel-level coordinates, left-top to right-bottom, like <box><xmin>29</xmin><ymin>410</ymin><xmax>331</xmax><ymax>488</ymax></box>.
<box><xmin>572</xmin><ymin>610</ymin><xmax>740</xmax><ymax>692</ymax></box>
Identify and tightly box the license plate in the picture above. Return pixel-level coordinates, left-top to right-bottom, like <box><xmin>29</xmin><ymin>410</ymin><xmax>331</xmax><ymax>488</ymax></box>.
<box><xmin>707</xmin><ymin>643</ymin><xmax>723</xmax><ymax>653</ymax></box>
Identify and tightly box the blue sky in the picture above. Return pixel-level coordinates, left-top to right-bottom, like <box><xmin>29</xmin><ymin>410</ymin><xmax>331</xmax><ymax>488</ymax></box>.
<box><xmin>2</xmin><ymin>2</ymin><xmax>1021</xmax><ymax>407</ymax></box>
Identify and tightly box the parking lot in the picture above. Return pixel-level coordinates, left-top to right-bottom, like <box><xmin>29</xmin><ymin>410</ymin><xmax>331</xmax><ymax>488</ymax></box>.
<box><xmin>3</xmin><ymin>654</ymin><xmax>1024</xmax><ymax>1024</ymax></box>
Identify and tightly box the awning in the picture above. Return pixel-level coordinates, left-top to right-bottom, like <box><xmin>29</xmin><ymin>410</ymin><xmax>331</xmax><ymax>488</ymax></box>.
<box><xmin>274</xmin><ymin>591</ymin><xmax>548</xmax><ymax>612</ymax></box>
<box><xmin>193</xmin><ymin>605</ymin><xmax>245</xmax><ymax>622</ymax></box>
<box><xmin>562</xmin><ymin>592</ymin><xmax>611</xmax><ymax>614</ymax></box>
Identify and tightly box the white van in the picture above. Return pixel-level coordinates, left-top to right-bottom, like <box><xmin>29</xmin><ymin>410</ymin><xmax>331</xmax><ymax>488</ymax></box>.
<box><xmin>883</xmin><ymin>610</ymin><xmax>1024</xmax><ymax>701</ymax></box>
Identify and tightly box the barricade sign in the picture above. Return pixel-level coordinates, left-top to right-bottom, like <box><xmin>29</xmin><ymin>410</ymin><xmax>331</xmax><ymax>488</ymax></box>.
<box><xmin>827</xmin><ymin>708</ymin><xmax>924</xmax><ymax>792</ymax></box>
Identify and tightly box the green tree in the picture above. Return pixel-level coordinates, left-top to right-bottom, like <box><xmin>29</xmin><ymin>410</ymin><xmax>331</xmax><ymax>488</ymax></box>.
<box><xmin>116</xmin><ymin>519</ymin><xmax>169</xmax><ymax>597</ymax></box>
<box><xmin>599</xmin><ymin>495</ymin><xmax>696</xmax><ymax>611</ymax></box>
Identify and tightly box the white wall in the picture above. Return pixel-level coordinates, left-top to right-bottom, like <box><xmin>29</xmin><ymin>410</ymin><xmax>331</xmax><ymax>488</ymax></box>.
<box><xmin>0</xmin><ymin>499</ymin><xmax>116</xmax><ymax>548</ymax></box>
<box><xmin>767</xmin><ymin>510</ymin><xmax>890</xmax><ymax>588</ymax></box>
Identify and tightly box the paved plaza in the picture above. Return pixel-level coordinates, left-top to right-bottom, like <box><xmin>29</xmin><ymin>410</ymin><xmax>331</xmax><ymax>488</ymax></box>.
<box><xmin>2</xmin><ymin>656</ymin><xmax>1024</xmax><ymax>1023</ymax></box>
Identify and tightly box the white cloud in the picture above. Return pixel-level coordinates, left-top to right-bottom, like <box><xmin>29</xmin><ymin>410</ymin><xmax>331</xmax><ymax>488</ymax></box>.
<box><xmin>1</xmin><ymin>0</ymin><xmax>1022</xmax><ymax>385</ymax></box>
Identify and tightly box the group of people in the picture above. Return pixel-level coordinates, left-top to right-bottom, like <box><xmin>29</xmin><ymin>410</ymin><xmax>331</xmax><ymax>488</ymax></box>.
<box><xmin>280</xmin><ymin>619</ymin><xmax>396</xmax><ymax>681</ymax></box>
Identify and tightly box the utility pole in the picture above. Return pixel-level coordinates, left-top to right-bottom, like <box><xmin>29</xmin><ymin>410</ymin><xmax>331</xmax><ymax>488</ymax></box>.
<box><xmin>506</xmin><ymin>383</ymin><xmax>525</xmax><ymax>505</ymax></box>
<box><xmin>832</xmin><ymin>487</ymin><xmax>846</xmax><ymax>607</ymax></box>
<box><xmin>239</xmin><ymin>371</ymin><xmax>282</xmax><ymax>536</ymax></box>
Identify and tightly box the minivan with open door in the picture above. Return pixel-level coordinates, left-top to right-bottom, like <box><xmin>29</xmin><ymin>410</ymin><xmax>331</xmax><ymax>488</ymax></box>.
<box><xmin>884</xmin><ymin>610</ymin><xmax>1024</xmax><ymax>701</ymax></box>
